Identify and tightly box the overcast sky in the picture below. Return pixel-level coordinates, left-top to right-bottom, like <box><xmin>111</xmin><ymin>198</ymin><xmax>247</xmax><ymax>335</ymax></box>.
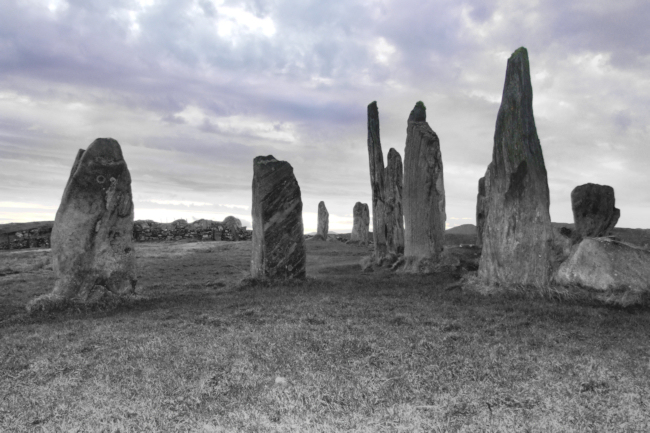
<box><xmin>1</xmin><ymin>0</ymin><xmax>648</xmax><ymax>232</ymax></box>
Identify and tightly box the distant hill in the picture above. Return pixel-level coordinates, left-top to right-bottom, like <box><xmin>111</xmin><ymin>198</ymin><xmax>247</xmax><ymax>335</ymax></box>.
<box><xmin>446</xmin><ymin>224</ymin><xmax>476</xmax><ymax>235</ymax></box>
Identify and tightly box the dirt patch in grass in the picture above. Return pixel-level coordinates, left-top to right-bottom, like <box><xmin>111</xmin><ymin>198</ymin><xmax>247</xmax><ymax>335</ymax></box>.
<box><xmin>1</xmin><ymin>239</ymin><xmax>650</xmax><ymax>431</ymax></box>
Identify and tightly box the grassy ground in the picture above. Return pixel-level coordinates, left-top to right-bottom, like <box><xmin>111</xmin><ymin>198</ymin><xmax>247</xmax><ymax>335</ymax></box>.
<box><xmin>1</xmin><ymin>240</ymin><xmax>650</xmax><ymax>432</ymax></box>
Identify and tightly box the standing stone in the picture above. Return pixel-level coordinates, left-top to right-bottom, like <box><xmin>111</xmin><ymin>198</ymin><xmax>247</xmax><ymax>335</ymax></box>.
<box><xmin>476</xmin><ymin>175</ymin><xmax>487</xmax><ymax>247</ymax></box>
<box><xmin>223</xmin><ymin>216</ymin><xmax>242</xmax><ymax>241</ymax></box>
<box><xmin>30</xmin><ymin>138</ymin><xmax>137</xmax><ymax>307</ymax></box>
<box><xmin>251</xmin><ymin>155</ymin><xmax>306</xmax><ymax>279</ymax></box>
<box><xmin>316</xmin><ymin>201</ymin><xmax>329</xmax><ymax>240</ymax></box>
<box><xmin>571</xmin><ymin>183</ymin><xmax>620</xmax><ymax>240</ymax></box>
<box><xmin>478</xmin><ymin>47</ymin><xmax>553</xmax><ymax>285</ymax></box>
<box><xmin>385</xmin><ymin>149</ymin><xmax>405</xmax><ymax>254</ymax></box>
<box><xmin>403</xmin><ymin>101</ymin><xmax>446</xmax><ymax>260</ymax></box>
<box><xmin>350</xmin><ymin>202</ymin><xmax>370</xmax><ymax>245</ymax></box>
<box><xmin>367</xmin><ymin>101</ymin><xmax>388</xmax><ymax>258</ymax></box>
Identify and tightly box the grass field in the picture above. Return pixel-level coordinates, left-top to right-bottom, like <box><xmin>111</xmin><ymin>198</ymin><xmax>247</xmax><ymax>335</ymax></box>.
<box><xmin>1</xmin><ymin>239</ymin><xmax>650</xmax><ymax>432</ymax></box>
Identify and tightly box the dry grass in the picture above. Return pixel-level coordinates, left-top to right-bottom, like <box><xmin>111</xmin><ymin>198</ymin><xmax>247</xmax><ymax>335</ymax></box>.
<box><xmin>1</xmin><ymin>240</ymin><xmax>650</xmax><ymax>432</ymax></box>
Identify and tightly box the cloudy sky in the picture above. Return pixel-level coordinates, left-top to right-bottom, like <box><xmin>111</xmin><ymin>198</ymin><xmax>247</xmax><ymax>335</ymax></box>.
<box><xmin>1</xmin><ymin>0</ymin><xmax>648</xmax><ymax>232</ymax></box>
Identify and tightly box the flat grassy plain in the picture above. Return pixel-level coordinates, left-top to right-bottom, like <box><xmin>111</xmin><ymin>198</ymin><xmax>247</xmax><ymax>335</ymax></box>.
<box><xmin>1</xmin><ymin>239</ymin><xmax>650</xmax><ymax>432</ymax></box>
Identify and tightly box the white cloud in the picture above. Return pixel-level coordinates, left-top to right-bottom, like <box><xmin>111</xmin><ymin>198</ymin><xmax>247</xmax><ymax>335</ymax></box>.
<box><xmin>374</xmin><ymin>37</ymin><xmax>396</xmax><ymax>64</ymax></box>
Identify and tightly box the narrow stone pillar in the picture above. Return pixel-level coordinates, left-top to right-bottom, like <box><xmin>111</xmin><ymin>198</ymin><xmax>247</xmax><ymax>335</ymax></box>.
<box><xmin>385</xmin><ymin>148</ymin><xmax>405</xmax><ymax>254</ymax></box>
<box><xmin>350</xmin><ymin>202</ymin><xmax>370</xmax><ymax>245</ymax></box>
<box><xmin>403</xmin><ymin>101</ymin><xmax>446</xmax><ymax>260</ymax></box>
<box><xmin>251</xmin><ymin>155</ymin><xmax>306</xmax><ymax>279</ymax></box>
<box><xmin>476</xmin><ymin>175</ymin><xmax>487</xmax><ymax>247</ymax></box>
<box><xmin>316</xmin><ymin>201</ymin><xmax>329</xmax><ymax>240</ymax></box>
<box><xmin>367</xmin><ymin>101</ymin><xmax>388</xmax><ymax>258</ymax></box>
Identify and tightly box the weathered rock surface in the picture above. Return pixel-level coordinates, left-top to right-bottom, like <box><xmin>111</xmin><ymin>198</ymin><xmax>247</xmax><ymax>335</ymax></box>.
<box><xmin>476</xmin><ymin>175</ymin><xmax>487</xmax><ymax>247</ymax></box>
<box><xmin>385</xmin><ymin>149</ymin><xmax>405</xmax><ymax>254</ymax></box>
<box><xmin>33</xmin><ymin>138</ymin><xmax>137</xmax><ymax>304</ymax></box>
<box><xmin>555</xmin><ymin>237</ymin><xmax>650</xmax><ymax>305</ymax></box>
<box><xmin>251</xmin><ymin>155</ymin><xmax>306</xmax><ymax>279</ymax></box>
<box><xmin>478</xmin><ymin>47</ymin><xmax>554</xmax><ymax>286</ymax></box>
<box><xmin>571</xmin><ymin>183</ymin><xmax>620</xmax><ymax>241</ymax></box>
<box><xmin>403</xmin><ymin>101</ymin><xmax>446</xmax><ymax>260</ymax></box>
<box><xmin>367</xmin><ymin>101</ymin><xmax>388</xmax><ymax>258</ymax></box>
<box><xmin>350</xmin><ymin>202</ymin><xmax>370</xmax><ymax>245</ymax></box>
<box><xmin>315</xmin><ymin>201</ymin><xmax>329</xmax><ymax>241</ymax></box>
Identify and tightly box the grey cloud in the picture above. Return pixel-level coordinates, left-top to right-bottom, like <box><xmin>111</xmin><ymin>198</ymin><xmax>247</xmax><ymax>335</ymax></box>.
<box><xmin>199</xmin><ymin>118</ymin><xmax>221</xmax><ymax>133</ymax></box>
<box><xmin>161</xmin><ymin>114</ymin><xmax>187</xmax><ymax>124</ymax></box>
<box><xmin>1</xmin><ymin>0</ymin><xmax>650</xmax><ymax>228</ymax></box>
<box><xmin>199</xmin><ymin>0</ymin><xmax>218</xmax><ymax>17</ymax></box>
<box><xmin>613</xmin><ymin>110</ymin><xmax>632</xmax><ymax>133</ymax></box>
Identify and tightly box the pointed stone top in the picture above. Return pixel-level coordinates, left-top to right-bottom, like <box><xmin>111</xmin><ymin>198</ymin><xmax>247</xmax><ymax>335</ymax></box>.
<box><xmin>497</xmin><ymin>46</ymin><xmax>536</xmax><ymax>165</ymax></box>
<box><xmin>408</xmin><ymin>101</ymin><xmax>426</xmax><ymax>122</ymax></box>
<box><xmin>387</xmin><ymin>147</ymin><xmax>401</xmax><ymax>160</ymax></box>
<box><xmin>510</xmin><ymin>46</ymin><xmax>529</xmax><ymax>61</ymax></box>
<box><xmin>503</xmin><ymin>47</ymin><xmax>532</xmax><ymax>99</ymax></box>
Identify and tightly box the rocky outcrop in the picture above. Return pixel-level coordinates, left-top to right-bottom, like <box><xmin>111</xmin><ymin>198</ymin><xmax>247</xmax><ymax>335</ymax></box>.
<box><xmin>31</xmin><ymin>138</ymin><xmax>137</xmax><ymax>305</ymax></box>
<box><xmin>315</xmin><ymin>201</ymin><xmax>329</xmax><ymax>241</ymax></box>
<box><xmin>367</xmin><ymin>101</ymin><xmax>388</xmax><ymax>258</ymax></box>
<box><xmin>385</xmin><ymin>149</ymin><xmax>405</xmax><ymax>254</ymax></box>
<box><xmin>571</xmin><ymin>183</ymin><xmax>620</xmax><ymax>241</ymax></box>
<box><xmin>133</xmin><ymin>217</ymin><xmax>251</xmax><ymax>242</ymax></box>
<box><xmin>251</xmin><ymin>155</ymin><xmax>306</xmax><ymax>279</ymax></box>
<box><xmin>476</xmin><ymin>176</ymin><xmax>487</xmax><ymax>247</ymax></box>
<box><xmin>555</xmin><ymin>237</ymin><xmax>650</xmax><ymax>305</ymax></box>
<box><xmin>478</xmin><ymin>47</ymin><xmax>554</xmax><ymax>286</ymax></box>
<box><xmin>403</xmin><ymin>101</ymin><xmax>446</xmax><ymax>260</ymax></box>
<box><xmin>350</xmin><ymin>202</ymin><xmax>370</xmax><ymax>245</ymax></box>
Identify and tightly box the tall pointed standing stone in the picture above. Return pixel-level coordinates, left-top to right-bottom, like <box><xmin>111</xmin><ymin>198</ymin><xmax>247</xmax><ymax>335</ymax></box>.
<box><xmin>29</xmin><ymin>138</ymin><xmax>137</xmax><ymax>308</ymax></box>
<box><xmin>350</xmin><ymin>202</ymin><xmax>370</xmax><ymax>245</ymax></box>
<box><xmin>316</xmin><ymin>201</ymin><xmax>329</xmax><ymax>240</ymax></box>
<box><xmin>403</xmin><ymin>101</ymin><xmax>446</xmax><ymax>260</ymax></box>
<box><xmin>476</xmin><ymin>175</ymin><xmax>488</xmax><ymax>247</ymax></box>
<box><xmin>251</xmin><ymin>155</ymin><xmax>306</xmax><ymax>279</ymax></box>
<box><xmin>385</xmin><ymin>148</ymin><xmax>405</xmax><ymax>254</ymax></box>
<box><xmin>367</xmin><ymin>101</ymin><xmax>388</xmax><ymax>258</ymax></box>
<box><xmin>478</xmin><ymin>47</ymin><xmax>553</xmax><ymax>285</ymax></box>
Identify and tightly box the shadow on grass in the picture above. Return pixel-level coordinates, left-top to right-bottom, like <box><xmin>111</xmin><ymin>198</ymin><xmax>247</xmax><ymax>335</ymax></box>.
<box><xmin>4</xmin><ymin>269</ymin><xmax>649</xmax><ymax>332</ymax></box>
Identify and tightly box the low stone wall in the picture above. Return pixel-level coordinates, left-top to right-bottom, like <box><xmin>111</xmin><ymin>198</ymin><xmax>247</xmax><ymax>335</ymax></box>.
<box><xmin>0</xmin><ymin>224</ymin><xmax>53</xmax><ymax>250</ymax></box>
<box><xmin>133</xmin><ymin>219</ymin><xmax>252</xmax><ymax>242</ymax></box>
<box><xmin>0</xmin><ymin>218</ymin><xmax>252</xmax><ymax>250</ymax></box>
